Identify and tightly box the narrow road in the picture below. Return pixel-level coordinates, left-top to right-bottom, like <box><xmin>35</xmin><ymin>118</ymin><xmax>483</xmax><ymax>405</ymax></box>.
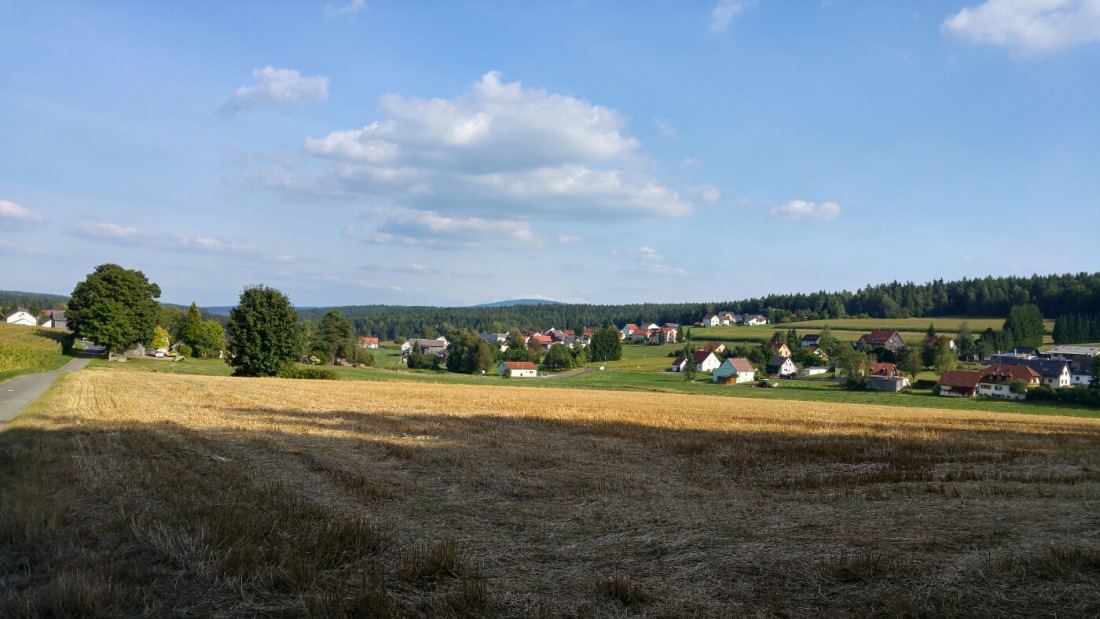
<box><xmin>0</xmin><ymin>345</ymin><xmax>103</xmax><ymax>426</ymax></box>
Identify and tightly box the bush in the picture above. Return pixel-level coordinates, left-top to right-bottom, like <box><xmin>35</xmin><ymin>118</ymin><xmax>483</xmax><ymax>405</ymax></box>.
<box><xmin>1026</xmin><ymin>385</ymin><xmax>1056</xmax><ymax>401</ymax></box>
<box><xmin>277</xmin><ymin>361</ymin><xmax>339</xmax><ymax>380</ymax></box>
<box><xmin>177</xmin><ymin>344</ymin><xmax>193</xmax><ymax>358</ymax></box>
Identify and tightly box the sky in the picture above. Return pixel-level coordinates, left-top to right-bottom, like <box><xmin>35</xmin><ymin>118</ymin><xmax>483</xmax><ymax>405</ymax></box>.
<box><xmin>2</xmin><ymin>1</ymin><xmax>1098</xmax><ymax>307</ymax></box>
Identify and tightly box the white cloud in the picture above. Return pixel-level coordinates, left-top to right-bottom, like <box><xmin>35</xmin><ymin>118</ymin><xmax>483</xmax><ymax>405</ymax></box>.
<box><xmin>769</xmin><ymin>200</ymin><xmax>841</xmax><ymax>221</ymax></box>
<box><xmin>277</xmin><ymin>71</ymin><xmax>695</xmax><ymax>219</ymax></box>
<box><xmin>222</xmin><ymin>67</ymin><xmax>329</xmax><ymax>114</ymax></box>
<box><xmin>711</xmin><ymin>0</ymin><xmax>755</xmax><ymax>32</ymax></box>
<box><xmin>0</xmin><ymin>199</ymin><xmax>42</xmax><ymax>227</ymax></box>
<box><xmin>621</xmin><ymin>245</ymin><xmax>689</xmax><ymax>278</ymax></box>
<box><xmin>325</xmin><ymin>0</ymin><xmax>365</xmax><ymax>17</ymax></box>
<box><xmin>943</xmin><ymin>0</ymin><xmax>1100</xmax><ymax>53</ymax></box>
<box><xmin>347</xmin><ymin>208</ymin><xmax>542</xmax><ymax>249</ymax></box>
<box><xmin>689</xmin><ymin>184</ymin><xmax>721</xmax><ymax>204</ymax></box>
<box><xmin>655</xmin><ymin>118</ymin><xmax>678</xmax><ymax>140</ymax></box>
<box><xmin>76</xmin><ymin>222</ymin><xmax>139</xmax><ymax>240</ymax></box>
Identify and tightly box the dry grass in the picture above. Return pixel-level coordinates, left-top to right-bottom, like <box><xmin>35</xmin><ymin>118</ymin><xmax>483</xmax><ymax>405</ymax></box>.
<box><xmin>2</xmin><ymin>368</ymin><xmax>1100</xmax><ymax>616</ymax></box>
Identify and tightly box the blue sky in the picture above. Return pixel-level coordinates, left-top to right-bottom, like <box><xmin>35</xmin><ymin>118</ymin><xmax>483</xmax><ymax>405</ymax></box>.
<box><xmin>2</xmin><ymin>1</ymin><xmax>1098</xmax><ymax>307</ymax></box>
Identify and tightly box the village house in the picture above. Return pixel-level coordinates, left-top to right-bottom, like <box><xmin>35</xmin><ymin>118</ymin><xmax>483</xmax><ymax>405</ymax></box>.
<box><xmin>498</xmin><ymin>361</ymin><xmax>537</xmax><ymax>378</ymax></box>
<box><xmin>703</xmin><ymin>342</ymin><xmax>726</xmax><ymax>355</ymax></box>
<box><xmin>923</xmin><ymin>336</ymin><xmax>956</xmax><ymax>350</ymax></box>
<box><xmin>800</xmin><ymin>334</ymin><xmax>821</xmax><ymax>348</ymax></box>
<box><xmin>39</xmin><ymin>309</ymin><xmax>67</xmax><ymax>330</ymax></box>
<box><xmin>977</xmin><ymin>364</ymin><xmax>1042</xmax><ymax>399</ymax></box>
<box><xmin>855</xmin><ymin>330</ymin><xmax>905</xmax><ymax>353</ymax></box>
<box><xmin>766</xmin><ymin>356</ymin><xmax>797</xmax><ymax>377</ymax></box>
<box><xmin>480</xmin><ymin>333</ymin><xmax>509</xmax><ymax>351</ymax></box>
<box><xmin>1042</xmin><ymin>345</ymin><xmax>1100</xmax><ymax>365</ymax></box>
<box><xmin>868</xmin><ymin>375</ymin><xmax>910</xmax><ymax>392</ymax></box>
<box><xmin>672</xmin><ymin>350</ymin><xmax>721</xmax><ymax>373</ymax></box>
<box><xmin>620</xmin><ymin>323</ymin><xmax>640</xmax><ymax>339</ymax></box>
<box><xmin>701</xmin><ymin>314</ymin><xmax>721</xmax><ymax>327</ymax></box>
<box><xmin>713</xmin><ymin>358</ymin><xmax>756</xmax><ymax>384</ymax></box>
<box><xmin>993</xmin><ymin>358</ymin><xmax>1073</xmax><ymax>388</ymax></box>
<box><xmin>937</xmin><ymin>370</ymin><xmax>983</xmax><ymax>397</ymax></box>
<box><xmin>870</xmin><ymin>362</ymin><xmax>899</xmax><ymax>377</ymax></box>
<box><xmin>3</xmin><ymin>308</ymin><xmax>38</xmax><ymax>326</ymax></box>
<box><xmin>743</xmin><ymin>314</ymin><xmax>768</xmax><ymax>326</ymax></box>
<box><xmin>356</xmin><ymin>337</ymin><xmax>379</xmax><ymax>349</ymax></box>
<box><xmin>1069</xmin><ymin>360</ymin><xmax>1094</xmax><ymax>386</ymax></box>
<box><xmin>401</xmin><ymin>337</ymin><xmax>448</xmax><ymax>356</ymax></box>
<box><xmin>763</xmin><ymin>342</ymin><xmax>792</xmax><ymax>358</ymax></box>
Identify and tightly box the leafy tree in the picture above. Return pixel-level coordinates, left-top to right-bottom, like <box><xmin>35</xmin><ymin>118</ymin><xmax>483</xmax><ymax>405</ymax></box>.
<box><xmin>1091</xmin><ymin>356</ymin><xmax>1100</xmax><ymax>396</ymax></box>
<box><xmin>543</xmin><ymin>344</ymin><xmax>574</xmax><ymax>370</ymax></box>
<box><xmin>932</xmin><ymin>337</ymin><xmax>958</xmax><ymax>376</ymax></box>
<box><xmin>81</xmin><ymin>300</ymin><xmax>135</xmax><ymax>358</ymax></box>
<box><xmin>317</xmin><ymin>310</ymin><xmax>352</xmax><ymax>364</ymax></box>
<box><xmin>407</xmin><ymin>343</ymin><xmax>441</xmax><ymax>370</ymax></box>
<box><xmin>181</xmin><ymin>302</ymin><xmax>203</xmax><ymax>349</ymax></box>
<box><xmin>898</xmin><ymin>346</ymin><xmax>923</xmax><ymax>379</ymax></box>
<box><xmin>589</xmin><ymin>325</ymin><xmax>623</xmax><ymax>362</ymax></box>
<box><xmin>786</xmin><ymin>328</ymin><xmax>799</xmax><ymax>351</ymax></box>
<box><xmin>925</xmin><ymin>322</ymin><xmax>937</xmax><ymax>340</ymax></box>
<box><xmin>836</xmin><ymin>345</ymin><xmax>869</xmax><ymax>390</ymax></box>
<box><xmin>152</xmin><ymin>325</ymin><xmax>170</xmax><ymax>351</ymax></box>
<box><xmin>197</xmin><ymin>321</ymin><xmax>226</xmax><ymax>358</ymax></box>
<box><xmin>1009</xmin><ymin>379</ymin><xmax>1028</xmax><ymax>396</ymax></box>
<box><xmin>956</xmin><ymin>321</ymin><xmax>975</xmax><ymax>361</ymax></box>
<box><xmin>503</xmin><ymin>329</ymin><xmax>531</xmax><ymax>362</ymax></box>
<box><xmin>226</xmin><ymin>286</ymin><xmax>301</xmax><ymax>377</ymax></box>
<box><xmin>818</xmin><ymin>325</ymin><xmax>838</xmax><ymax>356</ymax></box>
<box><xmin>1003</xmin><ymin>304</ymin><xmax>1045</xmax><ymax>348</ymax></box>
<box><xmin>446</xmin><ymin>329</ymin><xmax>494</xmax><ymax>374</ymax></box>
<box><xmin>157</xmin><ymin>305</ymin><xmax>185</xmax><ymax>341</ymax></box>
<box><xmin>68</xmin><ymin>263</ymin><xmax>161</xmax><ymax>352</ymax></box>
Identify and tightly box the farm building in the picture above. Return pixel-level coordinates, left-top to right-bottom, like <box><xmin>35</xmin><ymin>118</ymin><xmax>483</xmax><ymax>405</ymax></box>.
<box><xmin>800</xmin><ymin>366</ymin><xmax>828</xmax><ymax>377</ymax></box>
<box><xmin>937</xmin><ymin>370</ymin><xmax>982</xmax><ymax>397</ymax></box>
<box><xmin>856</xmin><ymin>330</ymin><xmax>905</xmax><ymax>353</ymax></box>
<box><xmin>868</xmin><ymin>375</ymin><xmax>909</xmax><ymax>392</ymax></box>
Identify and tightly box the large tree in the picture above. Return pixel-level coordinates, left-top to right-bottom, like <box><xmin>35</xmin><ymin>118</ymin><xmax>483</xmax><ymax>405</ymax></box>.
<box><xmin>197</xmin><ymin>321</ymin><xmax>226</xmax><ymax>358</ymax></box>
<box><xmin>226</xmin><ymin>286</ymin><xmax>301</xmax><ymax>377</ymax></box>
<box><xmin>445</xmin><ymin>328</ymin><xmax>494</xmax><ymax>374</ymax></box>
<box><xmin>181</xmin><ymin>302</ymin><xmax>203</xmax><ymax>349</ymax></box>
<box><xmin>68</xmin><ymin>263</ymin><xmax>161</xmax><ymax>354</ymax></box>
<box><xmin>1003</xmin><ymin>304</ymin><xmax>1045</xmax><ymax>348</ymax></box>
<box><xmin>317</xmin><ymin>310</ymin><xmax>353</xmax><ymax>364</ymax></box>
<box><xmin>898</xmin><ymin>346</ymin><xmax>923</xmax><ymax>379</ymax></box>
<box><xmin>589</xmin><ymin>325</ymin><xmax>623</xmax><ymax>362</ymax></box>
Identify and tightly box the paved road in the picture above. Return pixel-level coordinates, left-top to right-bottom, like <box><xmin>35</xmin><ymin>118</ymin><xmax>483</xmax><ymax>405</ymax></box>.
<box><xmin>0</xmin><ymin>346</ymin><xmax>103</xmax><ymax>426</ymax></box>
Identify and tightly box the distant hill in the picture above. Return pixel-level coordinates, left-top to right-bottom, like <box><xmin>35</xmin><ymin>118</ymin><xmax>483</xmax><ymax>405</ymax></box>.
<box><xmin>472</xmin><ymin>299</ymin><xmax>563</xmax><ymax>308</ymax></box>
<box><xmin>0</xmin><ymin>290</ymin><xmax>71</xmax><ymax>311</ymax></box>
<box><xmin>200</xmin><ymin>306</ymin><xmax>236</xmax><ymax>316</ymax></box>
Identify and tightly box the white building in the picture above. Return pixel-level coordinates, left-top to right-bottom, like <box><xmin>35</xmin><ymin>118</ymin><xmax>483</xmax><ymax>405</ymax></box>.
<box><xmin>3</xmin><ymin>309</ymin><xmax>37</xmax><ymax>326</ymax></box>
<box><xmin>499</xmin><ymin>361</ymin><xmax>537</xmax><ymax>378</ymax></box>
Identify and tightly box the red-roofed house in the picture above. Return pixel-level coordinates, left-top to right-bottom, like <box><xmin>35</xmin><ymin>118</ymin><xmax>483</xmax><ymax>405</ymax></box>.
<box><xmin>498</xmin><ymin>361</ymin><xmax>538</xmax><ymax>378</ymax></box>
<box><xmin>937</xmin><ymin>370</ymin><xmax>982</xmax><ymax>397</ymax></box>
<box><xmin>870</xmin><ymin>362</ymin><xmax>899</xmax><ymax>377</ymax></box>
<box><xmin>856</xmin><ymin>330</ymin><xmax>905</xmax><ymax>353</ymax></box>
<box><xmin>977</xmin><ymin>364</ymin><xmax>1041</xmax><ymax>399</ymax></box>
<box><xmin>357</xmin><ymin>337</ymin><xmax>379</xmax><ymax>349</ymax></box>
<box><xmin>672</xmin><ymin>350</ymin><xmax>721</xmax><ymax>373</ymax></box>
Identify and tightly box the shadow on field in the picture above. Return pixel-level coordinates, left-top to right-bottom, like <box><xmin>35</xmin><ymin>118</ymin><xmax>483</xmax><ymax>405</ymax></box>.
<box><xmin>2</xmin><ymin>406</ymin><xmax>1100</xmax><ymax>617</ymax></box>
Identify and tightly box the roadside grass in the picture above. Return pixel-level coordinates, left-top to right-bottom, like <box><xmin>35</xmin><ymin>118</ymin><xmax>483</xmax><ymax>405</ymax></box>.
<box><xmin>0</xmin><ymin>323</ymin><xmax>75</xmax><ymax>378</ymax></box>
<box><xmin>2</xmin><ymin>369</ymin><xmax>1098</xmax><ymax>616</ymax></box>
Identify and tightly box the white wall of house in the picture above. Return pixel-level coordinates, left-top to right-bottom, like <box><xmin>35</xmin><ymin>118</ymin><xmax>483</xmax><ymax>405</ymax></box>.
<box><xmin>977</xmin><ymin>382</ymin><xmax>1025</xmax><ymax>399</ymax></box>
<box><xmin>4</xmin><ymin>311</ymin><xmax>37</xmax><ymax>326</ymax></box>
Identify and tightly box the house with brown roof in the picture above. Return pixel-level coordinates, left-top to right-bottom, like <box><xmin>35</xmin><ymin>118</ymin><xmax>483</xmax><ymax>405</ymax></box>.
<box><xmin>672</xmin><ymin>350</ymin><xmax>721</xmax><ymax>373</ymax></box>
<box><xmin>937</xmin><ymin>370</ymin><xmax>983</xmax><ymax>397</ymax></box>
<box><xmin>856</xmin><ymin>330</ymin><xmax>905</xmax><ymax>353</ymax></box>
<box><xmin>870</xmin><ymin>362</ymin><xmax>899</xmax><ymax>377</ymax></box>
<box><xmin>703</xmin><ymin>342</ymin><xmax>726</xmax><ymax>354</ymax></box>
<box><xmin>977</xmin><ymin>365</ymin><xmax>1042</xmax><ymax>399</ymax></box>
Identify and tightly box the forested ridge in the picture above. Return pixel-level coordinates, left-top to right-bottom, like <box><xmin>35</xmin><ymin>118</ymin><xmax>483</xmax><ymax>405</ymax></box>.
<box><xmin>296</xmin><ymin>272</ymin><xmax>1100</xmax><ymax>339</ymax></box>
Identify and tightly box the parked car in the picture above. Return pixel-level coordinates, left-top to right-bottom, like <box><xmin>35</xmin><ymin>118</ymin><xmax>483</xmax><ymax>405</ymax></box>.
<box><xmin>755</xmin><ymin>379</ymin><xmax>778</xmax><ymax>388</ymax></box>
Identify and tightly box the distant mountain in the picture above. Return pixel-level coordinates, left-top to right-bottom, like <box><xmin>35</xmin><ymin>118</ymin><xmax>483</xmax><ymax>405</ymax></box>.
<box><xmin>472</xmin><ymin>298</ymin><xmax>563</xmax><ymax>308</ymax></box>
<box><xmin>199</xmin><ymin>306</ymin><xmax>236</xmax><ymax>316</ymax></box>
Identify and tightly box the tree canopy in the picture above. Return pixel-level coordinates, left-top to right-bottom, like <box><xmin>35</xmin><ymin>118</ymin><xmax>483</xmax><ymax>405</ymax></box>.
<box><xmin>588</xmin><ymin>325</ymin><xmax>623</xmax><ymax>362</ymax></box>
<box><xmin>68</xmin><ymin>264</ymin><xmax>161</xmax><ymax>355</ymax></box>
<box><xmin>226</xmin><ymin>286</ymin><xmax>301</xmax><ymax>377</ymax></box>
<box><xmin>1003</xmin><ymin>304</ymin><xmax>1045</xmax><ymax>348</ymax></box>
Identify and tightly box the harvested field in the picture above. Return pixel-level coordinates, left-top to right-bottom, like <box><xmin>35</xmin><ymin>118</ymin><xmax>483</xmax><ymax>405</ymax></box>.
<box><xmin>2</xmin><ymin>369</ymin><xmax>1099</xmax><ymax>616</ymax></box>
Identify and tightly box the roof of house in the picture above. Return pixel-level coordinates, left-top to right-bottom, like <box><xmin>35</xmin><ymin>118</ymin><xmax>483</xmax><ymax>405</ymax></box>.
<box><xmin>1046</xmin><ymin>345</ymin><xmax>1100</xmax><ymax>357</ymax></box>
<box><xmin>993</xmin><ymin>357</ymin><xmax>1072</xmax><ymax>378</ymax></box>
<box><xmin>503</xmin><ymin>360</ymin><xmax>536</xmax><ymax>371</ymax></box>
<box><xmin>767</xmin><ymin>356</ymin><xmax>792</xmax><ymax>367</ymax></box>
<box><xmin>674</xmin><ymin>351</ymin><xmax>716</xmax><ymax>365</ymax></box>
<box><xmin>623</xmin><ymin>323</ymin><xmax>639</xmax><ymax>332</ymax></box>
<box><xmin>728</xmin><ymin>358</ymin><xmax>755</xmax><ymax>373</ymax></box>
<box><xmin>1011</xmin><ymin>346</ymin><xmax>1040</xmax><ymax>356</ymax></box>
<box><xmin>858</xmin><ymin>330</ymin><xmax>902</xmax><ymax>345</ymax></box>
<box><xmin>938</xmin><ymin>370</ymin><xmax>983</xmax><ymax>389</ymax></box>
<box><xmin>980</xmin><ymin>364</ymin><xmax>1042</xmax><ymax>383</ymax></box>
<box><xmin>801</xmin><ymin>334</ymin><xmax>821</xmax><ymax>344</ymax></box>
<box><xmin>871</xmin><ymin>362</ymin><xmax>897</xmax><ymax>375</ymax></box>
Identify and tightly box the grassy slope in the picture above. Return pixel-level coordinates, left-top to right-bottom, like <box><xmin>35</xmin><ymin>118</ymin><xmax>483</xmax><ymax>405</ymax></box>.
<box><xmin>2</xmin><ymin>369</ymin><xmax>1098</xmax><ymax>616</ymax></box>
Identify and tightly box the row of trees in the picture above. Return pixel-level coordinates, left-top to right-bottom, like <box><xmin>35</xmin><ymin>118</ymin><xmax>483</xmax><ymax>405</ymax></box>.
<box><xmin>293</xmin><ymin>272</ymin><xmax>1100</xmax><ymax>339</ymax></box>
<box><xmin>1052</xmin><ymin>313</ymin><xmax>1100</xmax><ymax>345</ymax></box>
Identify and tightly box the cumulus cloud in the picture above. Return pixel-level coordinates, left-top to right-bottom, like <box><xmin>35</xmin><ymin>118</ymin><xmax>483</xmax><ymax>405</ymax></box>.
<box><xmin>769</xmin><ymin>200</ymin><xmax>841</xmax><ymax>221</ymax></box>
<box><xmin>0</xmin><ymin>199</ymin><xmax>42</xmax><ymax>227</ymax></box>
<box><xmin>222</xmin><ymin>67</ymin><xmax>329</xmax><ymax>114</ymax></box>
<box><xmin>347</xmin><ymin>208</ymin><xmax>543</xmax><ymax>249</ymax></box>
<box><xmin>71</xmin><ymin>222</ymin><xmax>255</xmax><ymax>253</ymax></box>
<box><xmin>943</xmin><ymin>0</ymin><xmax>1100</xmax><ymax>53</ymax></box>
<box><xmin>325</xmin><ymin>0</ymin><xmax>365</xmax><ymax>17</ymax></box>
<box><xmin>655</xmin><ymin>118</ymin><xmax>678</xmax><ymax>140</ymax></box>
<box><xmin>256</xmin><ymin>71</ymin><xmax>695</xmax><ymax>219</ymax></box>
<box><xmin>688</xmin><ymin>184</ymin><xmax>721</xmax><ymax>204</ymax></box>
<box><xmin>711</xmin><ymin>0</ymin><xmax>755</xmax><ymax>32</ymax></box>
<box><xmin>620</xmin><ymin>245</ymin><xmax>689</xmax><ymax>278</ymax></box>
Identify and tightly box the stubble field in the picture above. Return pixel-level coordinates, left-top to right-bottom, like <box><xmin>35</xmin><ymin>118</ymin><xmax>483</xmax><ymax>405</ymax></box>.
<box><xmin>2</xmin><ymin>367</ymin><xmax>1099</xmax><ymax>617</ymax></box>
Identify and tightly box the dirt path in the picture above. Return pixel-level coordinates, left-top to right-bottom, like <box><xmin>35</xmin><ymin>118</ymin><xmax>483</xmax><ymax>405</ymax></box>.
<box><xmin>0</xmin><ymin>346</ymin><xmax>102</xmax><ymax>426</ymax></box>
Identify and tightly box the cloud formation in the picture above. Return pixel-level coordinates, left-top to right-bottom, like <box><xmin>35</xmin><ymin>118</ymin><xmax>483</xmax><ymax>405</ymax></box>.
<box><xmin>222</xmin><ymin>67</ymin><xmax>329</xmax><ymax>114</ymax></box>
<box><xmin>943</xmin><ymin>0</ymin><xmax>1100</xmax><ymax>53</ymax></box>
<box><xmin>769</xmin><ymin>200</ymin><xmax>841</xmax><ymax>221</ymax></box>
<box><xmin>265</xmin><ymin>71</ymin><xmax>694</xmax><ymax>220</ymax></box>
<box><xmin>0</xmin><ymin>199</ymin><xmax>42</xmax><ymax>228</ymax></box>
<box><xmin>347</xmin><ymin>208</ymin><xmax>542</xmax><ymax>249</ymax></box>
<box><xmin>325</xmin><ymin>0</ymin><xmax>365</xmax><ymax>17</ymax></box>
<box><xmin>711</xmin><ymin>0</ymin><xmax>755</xmax><ymax>32</ymax></box>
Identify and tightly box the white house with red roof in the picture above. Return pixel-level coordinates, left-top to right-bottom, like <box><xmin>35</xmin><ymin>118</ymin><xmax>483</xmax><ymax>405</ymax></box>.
<box><xmin>498</xmin><ymin>361</ymin><xmax>537</xmax><ymax>378</ymax></box>
<box><xmin>672</xmin><ymin>350</ymin><xmax>721</xmax><ymax>373</ymax></box>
